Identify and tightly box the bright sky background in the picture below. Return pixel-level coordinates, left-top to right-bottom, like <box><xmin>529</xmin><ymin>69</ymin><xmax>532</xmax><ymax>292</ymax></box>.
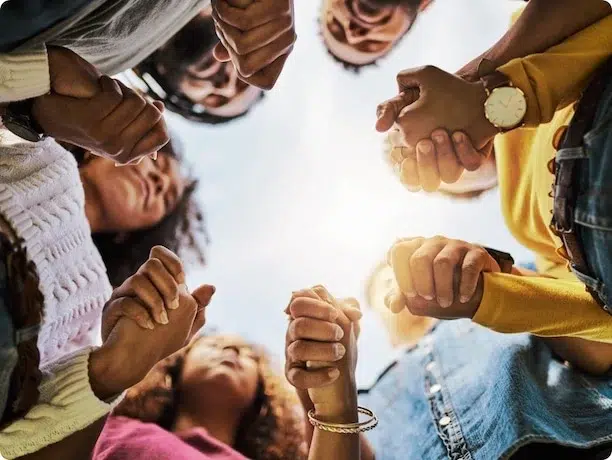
<box><xmin>168</xmin><ymin>0</ymin><xmax>532</xmax><ymax>385</ymax></box>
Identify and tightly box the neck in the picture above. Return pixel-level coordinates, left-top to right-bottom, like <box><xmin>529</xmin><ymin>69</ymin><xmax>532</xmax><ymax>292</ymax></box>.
<box><xmin>80</xmin><ymin>171</ymin><xmax>102</xmax><ymax>233</ymax></box>
<box><xmin>173</xmin><ymin>408</ymin><xmax>241</xmax><ymax>448</ymax></box>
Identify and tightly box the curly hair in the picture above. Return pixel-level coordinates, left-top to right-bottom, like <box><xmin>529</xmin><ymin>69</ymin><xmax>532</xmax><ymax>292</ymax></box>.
<box><xmin>72</xmin><ymin>137</ymin><xmax>208</xmax><ymax>287</ymax></box>
<box><xmin>115</xmin><ymin>336</ymin><xmax>307</xmax><ymax>459</ymax></box>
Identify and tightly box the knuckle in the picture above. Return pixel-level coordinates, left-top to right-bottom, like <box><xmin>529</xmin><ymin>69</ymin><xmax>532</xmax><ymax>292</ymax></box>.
<box><xmin>433</xmin><ymin>255</ymin><xmax>453</xmax><ymax>270</ymax></box>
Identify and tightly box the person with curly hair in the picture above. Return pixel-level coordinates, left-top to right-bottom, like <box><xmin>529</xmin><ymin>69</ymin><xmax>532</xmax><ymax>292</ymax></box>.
<box><xmin>73</xmin><ymin>134</ymin><xmax>208</xmax><ymax>287</ymax></box>
<box><xmin>93</xmin><ymin>334</ymin><xmax>308</xmax><ymax>460</ymax></box>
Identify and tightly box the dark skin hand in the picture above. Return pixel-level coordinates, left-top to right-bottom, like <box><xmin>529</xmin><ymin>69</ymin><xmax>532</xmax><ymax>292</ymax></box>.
<box><xmin>212</xmin><ymin>0</ymin><xmax>296</xmax><ymax>90</ymax></box>
<box><xmin>31</xmin><ymin>46</ymin><xmax>169</xmax><ymax>164</ymax></box>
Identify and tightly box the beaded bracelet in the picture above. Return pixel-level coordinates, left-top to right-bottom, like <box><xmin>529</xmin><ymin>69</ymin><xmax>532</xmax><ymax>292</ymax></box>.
<box><xmin>307</xmin><ymin>407</ymin><xmax>378</xmax><ymax>434</ymax></box>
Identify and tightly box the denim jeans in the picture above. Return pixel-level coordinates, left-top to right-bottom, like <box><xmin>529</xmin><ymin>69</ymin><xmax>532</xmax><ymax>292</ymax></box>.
<box><xmin>0</xmin><ymin>249</ymin><xmax>17</xmax><ymax>421</ymax></box>
<box><xmin>359</xmin><ymin>321</ymin><xmax>612</xmax><ymax>460</ymax></box>
<box><xmin>0</xmin><ymin>0</ymin><xmax>92</xmax><ymax>52</ymax></box>
<box><xmin>574</xmin><ymin>79</ymin><xmax>612</xmax><ymax>311</ymax></box>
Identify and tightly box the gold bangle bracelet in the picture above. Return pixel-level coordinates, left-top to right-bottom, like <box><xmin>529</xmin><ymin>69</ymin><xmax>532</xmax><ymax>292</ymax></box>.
<box><xmin>307</xmin><ymin>407</ymin><xmax>378</xmax><ymax>434</ymax></box>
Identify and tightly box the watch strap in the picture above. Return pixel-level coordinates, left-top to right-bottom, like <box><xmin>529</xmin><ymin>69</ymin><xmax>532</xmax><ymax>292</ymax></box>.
<box><xmin>482</xmin><ymin>246</ymin><xmax>514</xmax><ymax>274</ymax></box>
<box><xmin>481</xmin><ymin>71</ymin><xmax>512</xmax><ymax>96</ymax></box>
<box><xmin>4</xmin><ymin>99</ymin><xmax>45</xmax><ymax>142</ymax></box>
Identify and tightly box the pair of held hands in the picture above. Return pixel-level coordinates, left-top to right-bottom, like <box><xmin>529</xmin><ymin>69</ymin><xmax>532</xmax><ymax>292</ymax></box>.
<box><xmin>286</xmin><ymin>237</ymin><xmax>504</xmax><ymax>414</ymax></box>
<box><xmin>22</xmin><ymin>0</ymin><xmax>295</xmax><ymax>164</ymax></box>
<box><xmin>89</xmin><ymin>246</ymin><xmax>216</xmax><ymax>400</ymax></box>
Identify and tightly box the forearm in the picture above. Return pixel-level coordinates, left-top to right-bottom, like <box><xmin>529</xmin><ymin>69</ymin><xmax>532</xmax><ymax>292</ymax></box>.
<box><xmin>308</xmin><ymin>407</ymin><xmax>361</xmax><ymax>460</ymax></box>
<box><xmin>457</xmin><ymin>0</ymin><xmax>611</xmax><ymax>80</ymax></box>
<box><xmin>17</xmin><ymin>417</ymin><xmax>107</xmax><ymax>460</ymax></box>
<box><xmin>542</xmin><ymin>336</ymin><xmax>612</xmax><ymax>375</ymax></box>
<box><xmin>473</xmin><ymin>273</ymin><xmax>612</xmax><ymax>343</ymax></box>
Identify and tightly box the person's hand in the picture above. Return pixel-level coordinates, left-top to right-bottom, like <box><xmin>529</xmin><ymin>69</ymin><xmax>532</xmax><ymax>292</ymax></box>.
<box><xmin>285</xmin><ymin>286</ymin><xmax>362</xmax><ymax>419</ymax></box>
<box><xmin>375</xmin><ymin>66</ymin><xmax>498</xmax><ymax>153</ymax></box>
<box><xmin>385</xmin><ymin>237</ymin><xmax>502</xmax><ymax>319</ymax></box>
<box><xmin>31</xmin><ymin>47</ymin><xmax>169</xmax><ymax>164</ymax></box>
<box><xmin>386</xmin><ymin>127</ymin><xmax>493</xmax><ymax>192</ymax></box>
<box><xmin>211</xmin><ymin>0</ymin><xmax>296</xmax><ymax>90</ymax></box>
<box><xmin>101</xmin><ymin>246</ymin><xmax>188</xmax><ymax>340</ymax></box>
<box><xmin>91</xmin><ymin>278</ymin><xmax>215</xmax><ymax>400</ymax></box>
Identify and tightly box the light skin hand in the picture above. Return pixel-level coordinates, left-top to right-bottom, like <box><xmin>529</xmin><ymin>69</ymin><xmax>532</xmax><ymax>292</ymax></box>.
<box><xmin>385</xmin><ymin>237</ymin><xmax>501</xmax><ymax>317</ymax></box>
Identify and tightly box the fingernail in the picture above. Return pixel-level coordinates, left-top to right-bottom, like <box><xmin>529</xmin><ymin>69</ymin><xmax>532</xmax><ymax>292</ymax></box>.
<box><xmin>151</xmin><ymin>151</ymin><xmax>158</xmax><ymax>161</ymax></box>
<box><xmin>423</xmin><ymin>294</ymin><xmax>434</xmax><ymax>301</ymax></box>
<box><xmin>438</xmin><ymin>297</ymin><xmax>451</xmax><ymax>308</ymax></box>
<box><xmin>453</xmin><ymin>132</ymin><xmax>464</xmax><ymax>143</ymax></box>
<box><xmin>169</xmin><ymin>298</ymin><xmax>179</xmax><ymax>310</ymax></box>
<box><xmin>334</xmin><ymin>343</ymin><xmax>346</xmax><ymax>358</ymax></box>
<box><xmin>433</xmin><ymin>134</ymin><xmax>445</xmax><ymax>144</ymax></box>
<box><xmin>335</xmin><ymin>326</ymin><xmax>344</xmax><ymax>340</ymax></box>
<box><xmin>145</xmin><ymin>319</ymin><xmax>155</xmax><ymax>330</ymax></box>
<box><xmin>349</xmin><ymin>308</ymin><xmax>363</xmax><ymax>319</ymax></box>
<box><xmin>418</xmin><ymin>142</ymin><xmax>432</xmax><ymax>154</ymax></box>
<box><xmin>114</xmin><ymin>162</ymin><xmax>121</xmax><ymax>167</ymax></box>
<box><xmin>160</xmin><ymin>310</ymin><xmax>169</xmax><ymax>324</ymax></box>
<box><xmin>460</xmin><ymin>295</ymin><xmax>470</xmax><ymax>303</ymax></box>
<box><xmin>328</xmin><ymin>368</ymin><xmax>340</xmax><ymax>379</ymax></box>
<box><xmin>384</xmin><ymin>292</ymin><xmax>394</xmax><ymax>307</ymax></box>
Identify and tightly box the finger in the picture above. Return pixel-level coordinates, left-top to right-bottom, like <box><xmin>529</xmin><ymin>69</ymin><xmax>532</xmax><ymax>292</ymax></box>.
<box><xmin>140</xmin><ymin>256</ymin><xmax>181</xmax><ymax>307</ymax></box>
<box><xmin>285</xmin><ymin>288</ymin><xmax>321</xmax><ymax>315</ymax></box>
<box><xmin>416</xmin><ymin>140</ymin><xmax>440</xmax><ymax>192</ymax></box>
<box><xmin>102</xmin><ymin>80</ymin><xmax>148</xmax><ymax>132</ymax></box>
<box><xmin>113</xmin><ymin>104</ymin><xmax>167</xmax><ymax>163</ymax></box>
<box><xmin>149</xmin><ymin>246</ymin><xmax>186</xmax><ymax>285</ymax></box>
<box><xmin>287</xmin><ymin>340</ymin><xmax>346</xmax><ymax>363</ymax></box>
<box><xmin>240</xmin><ymin>52</ymin><xmax>289</xmax><ymax>90</ymax></box>
<box><xmin>126</xmin><ymin>271</ymin><xmax>168</xmax><ymax>325</ymax></box>
<box><xmin>225</xmin><ymin>27</ymin><xmax>295</xmax><ymax>78</ymax></box>
<box><xmin>191</xmin><ymin>285</ymin><xmax>216</xmax><ymax>308</ymax></box>
<box><xmin>213</xmin><ymin>42</ymin><xmax>231</xmax><ymax>62</ymax></box>
<box><xmin>214</xmin><ymin>0</ymin><xmax>291</xmax><ymax>31</ymax></box>
<box><xmin>409</xmin><ymin>239</ymin><xmax>447</xmax><ymax>300</ymax></box>
<box><xmin>433</xmin><ymin>243</ymin><xmax>468</xmax><ymax>308</ymax></box>
<box><xmin>188</xmin><ymin>305</ymin><xmax>206</xmax><ymax>342</ymax></box>
<box><xmin>152</xmin><ymin>100</ymin><xmax>165</xmax><ymax>112</ymax></box>
<box><xmin>130</xmin><ymin>122</ymin><xmax>170</xmax><ymax>161</ymax></box>
<box><xmin>311</xmin><ymin>285</ymin><xmax>335</xmax><ymax>305</ymax></box>
<box><xmin>375</xmin><ymin>88</ymin><xmax>419</xmax><ymax>132</ymax></box>
<box><xmin>388</xmin><ymin>238</ymin><xmax>425</xmax><ymax>298</ymax></box>
<box><xmin>287</xmin><ymin>366</ymin><xmax>339</xmax><ymax>389</ymax></box>
<box><xmin>452</xmin><ymin>132</ymin><xmax>484</xmax><ymax>172</ymax></box>
<box><xmin>399</xmin><ymin>155</ymin><xmax>421</xmax><ymax>192</ymax></box>
<box><xmin>459</xmin><ymin>247</ymin><xmax>488</xmax><ymax>303</ymax></box>
<box><xmin>212</xmin><ymin>11</ymin><xmax>292</xmax><ymax>56</ymax></box>
<box><xmin>288</xmin><ymin>317</ymin><xmax>344</xmax><ymax>342</ymax></box>
<box><xmin>112</xmin><ymin>297</ymin><xmax>156</xmax><ymax>331</ymax></box>
<box><xmin>384</xmin><ymin>288</ymin><xmax>406</xmax><ymax>314</ymax></box>
<box><xmin>432</xmin><ymin>129</ymin><xmax>463</xmax><ymax>184</ymax></box>
<box><xmin>91</xmin><ymin>75</ymin><xmax>124</xmax><ymax>119</ymax></box>
<box><xmin>288</xmin><ymin>297</ymin><xmax>339</xmax><ymax>322</ymax></box>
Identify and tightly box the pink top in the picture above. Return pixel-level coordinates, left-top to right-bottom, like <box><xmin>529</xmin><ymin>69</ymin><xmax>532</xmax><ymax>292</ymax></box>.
<box><xmin>93</xmin><ymin>416</ymin><xmax>249</xmax><ymax>460</ymax></box>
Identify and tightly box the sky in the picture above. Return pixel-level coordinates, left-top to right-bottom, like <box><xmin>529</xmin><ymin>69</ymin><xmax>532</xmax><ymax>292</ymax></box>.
<box><xmin>166</xmin><ymin>0</ymin><xmax>531</xmax><ymax>385</ymax></box>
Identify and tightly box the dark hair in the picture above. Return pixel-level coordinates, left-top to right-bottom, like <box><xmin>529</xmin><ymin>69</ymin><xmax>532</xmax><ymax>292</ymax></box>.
<box><xmin>77</xmin><ymin>138</ymin><xmax>208</xmax><ymax>287</ymax></box>
<box><xmin>133</xmin><ymin>15</ymin><xmax>265</xmax><ymax>125</ymax></box>
<box><xmin>116</xmin><ymin>336</ymin><xmax>307</xmax><ymax>459</ymax></box>
<box><xmin>319</xmin><ymin>1</ymin><xmax>420</xmax><ymax>71</ymax></box>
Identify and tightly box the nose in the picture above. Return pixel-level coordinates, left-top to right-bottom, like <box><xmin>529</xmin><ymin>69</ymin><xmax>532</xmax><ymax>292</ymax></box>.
<box><xmin>149</xmin><ymin>168</ymin><xmax>171</xmax><ymax>197</ymax></box>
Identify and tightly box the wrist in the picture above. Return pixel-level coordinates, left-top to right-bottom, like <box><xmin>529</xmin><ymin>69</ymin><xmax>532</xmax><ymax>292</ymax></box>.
<box><xmin>313</xmin><ymin>401</ymin><xmax>359</xmax><ymax>424</ymax></box>
<box><xmin>89</xmin><ymin>347</ymin><xmax>124</xmax><ymax>400</ymax></box>
<box><xmin>472</xmin><ymin>81</ymin><xmax>499</xmax><ymax>143</ymax></box>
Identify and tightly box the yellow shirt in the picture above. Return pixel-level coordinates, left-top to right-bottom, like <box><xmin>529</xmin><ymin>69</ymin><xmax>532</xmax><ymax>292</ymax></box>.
<box><xmin>472</xmin><ymin>13</ymin><xmax>612</xmax><ymax>342</ymax></box>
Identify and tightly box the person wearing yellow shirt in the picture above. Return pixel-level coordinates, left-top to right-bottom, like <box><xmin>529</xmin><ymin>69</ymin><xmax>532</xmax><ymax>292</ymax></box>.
<box><xmin>377</xmin><ymin>4</ymin><xmax>612</xmax><ymax>372</ymax></box>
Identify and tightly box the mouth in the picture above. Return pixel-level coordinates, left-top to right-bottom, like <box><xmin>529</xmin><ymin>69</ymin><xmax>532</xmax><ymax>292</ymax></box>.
<box><xmin>132</xmin><ymin>169</ymin><xmax>151</xmax><ymax>210</ymax></box>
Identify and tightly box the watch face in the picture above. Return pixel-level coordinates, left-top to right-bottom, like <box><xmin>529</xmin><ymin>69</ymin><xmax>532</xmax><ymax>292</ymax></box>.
<box><xmin>484</xmin><ymin>86</ymin><xmax>527</xmax><ymax>130</ymax></box>
<box><xmin>3</xmin><ymin>119</ymin><xmax>42</xmax><ymax>143</ymax></box>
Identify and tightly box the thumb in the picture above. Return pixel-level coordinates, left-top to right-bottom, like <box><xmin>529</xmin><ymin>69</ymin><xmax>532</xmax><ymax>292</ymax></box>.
<box><xmin>213</xmin><ymin>42</ymin><xmax>231</xmax><ymax>62</ymax></box>
<box><xmin>191</xmin><ymin>284</ymin><xmax>216</xmax><ymax>307</ymax></box>
<box><xmin>375</xmin><ymin>88</ymin><xmax>420</xmax><ymax>132</ymax></box>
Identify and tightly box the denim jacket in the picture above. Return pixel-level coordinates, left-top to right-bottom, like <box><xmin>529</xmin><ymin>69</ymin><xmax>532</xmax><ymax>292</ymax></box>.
<box><xmin>359</xmin><ymin>320</ymin><xmax>612</xmax><ymax>460</ymax></box>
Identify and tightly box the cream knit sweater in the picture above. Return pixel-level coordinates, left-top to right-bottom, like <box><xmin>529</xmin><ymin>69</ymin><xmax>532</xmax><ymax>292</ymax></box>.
<box><xmin>0</xmin><ymin>0</ymin><xmax>209</xmax><ymax>103</ymax></box>
<box><xmin>0</xmin><ymin>131</ymin><xmax>116</xmax><ymax>459</ymax></box>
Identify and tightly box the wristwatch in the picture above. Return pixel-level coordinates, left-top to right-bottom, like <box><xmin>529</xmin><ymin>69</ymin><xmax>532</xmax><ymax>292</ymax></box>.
<box><xmin>1</xmin><ymin>99</ymin><xmax>46</xmax><ymax>142</ymax></box>
<box><xmin>482</xmin><ymin>247</ymin><xmax>514</xmax><ymax>274</ymax></box>
<box><xmin>481</xmin><ymin>71</ymin><xmax>527</xmax><ymax>132</ymax></box>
